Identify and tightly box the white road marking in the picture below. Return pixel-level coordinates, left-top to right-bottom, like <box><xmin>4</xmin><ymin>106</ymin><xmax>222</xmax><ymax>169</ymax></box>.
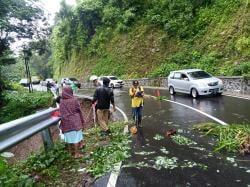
<box><xmin>148</xmin><ymin>95</ymin><xmax>228</xmax><ymax>126</ymax></box>
<box><xmin>165</xmin><ymin>99</ymin><xmax>228</xmax><ymax>125</ymax></box>
<box><xmin>148</xmin><ymin>95</ymin><xmax>228</xmax><ymax>125</ymax></box>
<box><xmin>107</xmin><ymin>94</ymin><xmax>229</xmax><ymax>187</ymax></box>
<box><xmin>107</xmin><ymin>106</ymin><xmax>128</xmax><ymax>187</ymax></box>
<box><xmin>115</xmin><ymin>107</ymin><xmax>129</xmax><ymax>122</ymax></box>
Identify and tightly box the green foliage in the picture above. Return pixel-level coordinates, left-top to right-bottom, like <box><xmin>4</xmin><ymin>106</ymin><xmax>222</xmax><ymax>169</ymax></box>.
<box><xmin>172</xmin><ymin>135</ymin><xmax>196</xmax><ymax>146</ymax></box>
<box><xmin>0</xmin><ymin>122</ymin><xmax>131</xmax><ymax>185</ymax></box>
<box><xmin>50</xmin><ymin>0</ymin><xmax>250</xmax><ymax>79</ymax></box>
<box><xmin>0</xmin><ymin>0</ymin><xmax>46</xmax><ymax>56</ymax></box>
<box><xmin>235</xmin><ymin>36</ymin><xmax>250</xmax><ymax>57</ymax></box>
<box><xmin>0</xmin><ymin>89</ymin><xmax>53</xmax><ymax>123</ymax></box>
<box><xmin>230</xmin><ymin>61</ymin><xmax>250</xmax><ymax>76</ymax></box>
<box><xmin>87</xmin><ymin>27</ymin><xmax>112</xmax><ymax>56</ymax></box>
<box><xmin>189</xmin><ymin>52</ymin><xmax>220</xmax><ymax>75</ymax></box>
<box><xmin>145</xmin><ymin>0</ymin><xmax>209</xmax><ymax>38</ymax></box>
<box><xmin>86</xmin><ymin>123</ymin><xmax>131</xmax><ymax>178</ymax></box>
<box><xmin>0</xmin><ymin>0</ymin><xmax>48</xmax><ymax>104</ymax></box>
<box><xmin>9</xmin><ymin>83</ymin><xmax>26</xmax><ymax>92</ymax></box>
<box><xmin>193</xmin><ymin>123</ymin><xmax>250</xmax><ymax>153</ymax></box>
<box><xmin>1</xmin><ymin>59</ymin><xmax>25</xmax><ymax>82</ymax></box>
<box><xmin>92</xmin><ymin>55</ymin><xmax>126</xmax><ymax>76</ymax></box>
<box><xmin>156</xmin><ymin>96</ymin><xmax>167</xmax><ymax>101</ymax></box>
<box><xmin>0</xmin><ymin>143</ymin><xmax>68</xmax><ymax>186</ymax></box>
<box><xmin>150</xmin><ymin>62</ymin><xmax>179</xmax><ymax>78</ymax></box>
<box><xmin>102</xmin><ymin>6</ymin><xmax>121</xmax><ymax>26</ymax></box>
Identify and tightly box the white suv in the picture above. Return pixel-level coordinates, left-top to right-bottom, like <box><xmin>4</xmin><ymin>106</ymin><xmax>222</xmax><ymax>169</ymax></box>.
<box><xmin>98</xmin><ymin>76</ymin><xmax>123</xmax><ymax>88</ymax></box>
<box><xmin>168</xmin><ymin>69</ymin><xmax>223</xmax><ymax>98</ymax></box>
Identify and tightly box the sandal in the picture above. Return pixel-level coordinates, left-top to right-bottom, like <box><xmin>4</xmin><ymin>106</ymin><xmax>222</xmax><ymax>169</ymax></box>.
<box><xmin>74</xmin><ymin>153</ymin><xmax>83</xmax><ymax>159</ymax></box>
<box><xmin>79</xmin><ymin>142</ymin><xmax>86</xmax><ymax>149</ymax></box>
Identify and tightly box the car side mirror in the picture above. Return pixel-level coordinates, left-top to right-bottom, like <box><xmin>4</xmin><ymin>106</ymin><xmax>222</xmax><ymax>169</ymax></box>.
<box><xmin>184</xmin><ymin>78</ymin><xmax>189</xmax><ymax>81</ymax></box>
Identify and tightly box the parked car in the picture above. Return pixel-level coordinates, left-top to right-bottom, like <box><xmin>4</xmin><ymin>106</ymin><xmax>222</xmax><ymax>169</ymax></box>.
<box><xmin>168</xmin><ymin>69</ymin><xmax>224</xmax><ymax>98</ymax></box>
<box><xmin>45</xmin><ymin>78</ymin><xmax>54</xmax><ymax>83</ymax></box>
<box><xmin>40</xmin><ymin>78</ymin><xmax>55</xmax><ymax>86</ymax></box>
<box><xmin>98</xmin><ymin>76</ymin><xmax>123</xmax><ymax>88</ymax></box>
<box><xmin>31</xmin><ymin>76</ymin><xmax>41</xmax><ymax>84</ymax></box>
<box><xmin>19</xmin><ymin>78</ymin><xmax>29</xmax><ymax>86</ymax></box>
<box><xmin>61</xmin><ymin>78</ymin><xmax>81</xmax><ymax>88</ymax></box>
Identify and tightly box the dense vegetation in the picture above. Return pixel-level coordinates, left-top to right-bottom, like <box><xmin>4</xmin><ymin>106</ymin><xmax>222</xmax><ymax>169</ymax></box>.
<box><xmin>193</xmin><ymin>123</ymin><xmax>250</xmax><ymax>154</ymax></box>
<box><xmin>0</xmin><ymin>84</ymin><xmax>53</xmax><ymax>124</ymax></box>
<box><xmin>0</xmin><ymin>122</ymin><xmax>130</xmax><ymax>186</ymax></box>
<box><xmin>0</xmin><ymin>0</ymin><xmax>44</xmax><ymax>81</ymax></box>
<box><xmin>50</xmin><ymin>0</ymin><xmax>250</xmax><ymax>79</ymax></box>
<box><xmin>0</xmin><ymin>0</ymin><xmax>53</xmax><ymax>122</ymax></box>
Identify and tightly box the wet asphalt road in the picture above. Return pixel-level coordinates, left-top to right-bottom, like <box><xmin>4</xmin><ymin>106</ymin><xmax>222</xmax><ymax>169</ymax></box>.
<box><xmin>144</xmin><ymin>88</ymin><xmax>250</xmax><ymax>124</ymax></box>
<box><xmin>77</xmin><ymin>88</ymin><xmax>250</xmax><ymax>187</ymax></box>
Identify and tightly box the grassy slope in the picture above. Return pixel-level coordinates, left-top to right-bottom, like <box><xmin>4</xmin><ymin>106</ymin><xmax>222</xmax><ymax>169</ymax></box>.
<box><xmin>56</xmin><ymin>2</ymin><xmax>250</xmax><ymax>80</ymax></box>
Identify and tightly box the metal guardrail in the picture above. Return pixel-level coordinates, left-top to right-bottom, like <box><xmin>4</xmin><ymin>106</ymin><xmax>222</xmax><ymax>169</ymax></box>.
<box><xmin>0</xmin><ymin>107</ymin><xmax>60</xmax><ymax>153</ymax></box>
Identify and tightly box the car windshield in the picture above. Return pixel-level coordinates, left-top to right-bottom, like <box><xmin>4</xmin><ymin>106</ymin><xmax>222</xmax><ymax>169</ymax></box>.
<box><xmin>109</xmin><ymin>76</ymin><xmax>118</xmax><ymax>80</ymax></box>
<box><xmin>69</xmin><ymin>78</ymin><xmax>77</xmax><ymax>81</ymax></box>
<box><xmin>188</xmin><ymin>71</ymin><xmax>212</xmax><ymax>79</ymax></box>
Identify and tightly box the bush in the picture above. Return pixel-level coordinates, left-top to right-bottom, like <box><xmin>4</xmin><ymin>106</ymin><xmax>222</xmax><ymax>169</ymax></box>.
<box><xmin>0</xmin><ymin>90</ymin><xmax>53</xmax><ymax>123</ymax></box>
<box><xmin>92</xmin><ymin>55</ymin><xmax>126</xmax><ymax>76</ymax></box>
<box><xmin>149</xmin><ymin>63</ymin><xmax>179</xmax><ymax>78</ymax></box>
<box><xmin>231</xmin><ymin>61</ymin><xmax>250</xmax><ymax>76</ymax></box>
<box><xmin>102</xmin><ymin>6</ymin><xmax>121</xmax><ymax>26</ymax></box>
<box><xmin>235</xmin><ymin>36</ymin><xmax>250</xmax><ymax>57</ymax></box>
<box><xmin>9</xmin><ymin>83</ymin><xmax>26</xmax><ymax>91</ymax></box>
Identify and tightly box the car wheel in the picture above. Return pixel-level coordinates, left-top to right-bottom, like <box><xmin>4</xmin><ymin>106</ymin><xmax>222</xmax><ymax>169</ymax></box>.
<box><xmin>169</xmin><ymin>86</ymin><xmax>175</xmax><ymax>95</ymax></box>
<box><xmin>217</xmin><ymin>93</ymin><xmax>222</xmax><ymax>96</ymax></box>
<box><xmin>191</xmin><ymin>88</ymin><xmax>199</xmax><ymax>98</ymax></box>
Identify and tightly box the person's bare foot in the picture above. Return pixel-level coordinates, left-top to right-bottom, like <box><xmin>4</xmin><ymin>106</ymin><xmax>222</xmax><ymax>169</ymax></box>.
<box><xmin>79</xmin><ymin>142</ymin><xmax>85</xmax><ymax>149</ymax></box>
<box><xmin>74</xmin><ymin>153</ymin><xmax>83</xmax><ymax>158</ymax></box>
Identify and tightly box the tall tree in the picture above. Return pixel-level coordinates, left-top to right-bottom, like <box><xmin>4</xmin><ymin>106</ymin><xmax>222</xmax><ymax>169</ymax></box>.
<box><xmin>0</xmin><ymin>0</ymin><xmax>46</xmax><ymax>101</ymax></box>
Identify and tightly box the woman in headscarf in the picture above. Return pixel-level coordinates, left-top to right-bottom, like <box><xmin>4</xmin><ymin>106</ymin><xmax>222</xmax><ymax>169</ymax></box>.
<box><xmin>59</xmin><ymin>86</ymin><xmax>85</xmax><ymax>158</ymax></box>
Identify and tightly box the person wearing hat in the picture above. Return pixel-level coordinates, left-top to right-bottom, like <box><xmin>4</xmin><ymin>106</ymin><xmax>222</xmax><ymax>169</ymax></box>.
<box><xmin>89</xmin><ymin>75</ymin><xmax>101</xmax><ymax>87</ymax></box>
<box><xmin>129</xmin><ymin>80</ymin><xmax>144</xmax><ymax>127</ymax></box>
<box><xmin>92</xmin><ymin>77</ymin><xmax>116</xmax><ymax>135</ymax></box>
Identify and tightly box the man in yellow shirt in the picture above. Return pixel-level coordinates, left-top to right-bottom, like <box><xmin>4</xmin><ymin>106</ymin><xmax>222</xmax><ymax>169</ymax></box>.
<box><xmin>129</xmin><ymin>80</ymin><xmax>144</xmax><ymax>127</ymax></box>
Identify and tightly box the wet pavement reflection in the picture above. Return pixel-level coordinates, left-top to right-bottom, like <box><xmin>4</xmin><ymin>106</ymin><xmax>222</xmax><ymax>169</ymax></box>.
<box><xmin>77</xmin><ymin>88</ymin><xmax>250</xmax><ymax>187</ymax></box>
<box><xmin>145</xmin><ymin>88</ymin><xmax>250</xmax><ymax>124</ymax></box>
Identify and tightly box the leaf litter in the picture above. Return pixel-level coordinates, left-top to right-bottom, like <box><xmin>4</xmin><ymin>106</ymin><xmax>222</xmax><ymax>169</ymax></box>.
<box><xmin>153</xmin><ymin>134</ymin><xmax>164</xmax><ymax>140</ymax></box>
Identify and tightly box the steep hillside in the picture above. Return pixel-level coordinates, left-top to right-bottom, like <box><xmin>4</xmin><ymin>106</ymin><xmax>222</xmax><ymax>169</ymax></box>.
<box><xmin>50</xmin><ymin>0</ymin><xmax>250</xmax><ymax>80</ymax></box>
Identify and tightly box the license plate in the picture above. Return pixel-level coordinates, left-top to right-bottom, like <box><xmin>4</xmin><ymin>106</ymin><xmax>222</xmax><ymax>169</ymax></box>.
<box><xmin>209</xmin><ymin>88</ymin><xmax>219</xmax><ymax>94</ymax></box>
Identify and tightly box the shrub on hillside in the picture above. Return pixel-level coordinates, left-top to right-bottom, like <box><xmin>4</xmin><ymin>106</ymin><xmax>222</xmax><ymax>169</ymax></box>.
<box><xmin>149</xmin><ymin>63</ymin><xmax>179</xmax><ymax>78</ymax></box>
<box><xmin>235</xmin><ymin>36</ymin><xmax>250</xmax><ymax>57</ymax></box>
<box><xmin>231</xmin><ymin>61</ymin><xmax>250</xmax><ymax>76</ymax></box>
<box><xmin>0</xmin><ymin>90</ymin><xmax>53</xmax><ymax>124</ymax></box>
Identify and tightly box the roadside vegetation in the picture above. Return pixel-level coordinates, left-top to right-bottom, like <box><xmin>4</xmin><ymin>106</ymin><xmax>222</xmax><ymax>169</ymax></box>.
<box><xmin>193</xmin><ymin>123</ymin><xmax>250</xmax><ymax>155</ymax></box>
<box><xmin>0</xmin><ymin>84</ymin><xmax>53</xmax><ymax>124</ymax></box>
<box><xmin>0</xmin><ymin>122</ymin><xmax>130</xmax><ymax>186</ymax></box>
<box><xmin>50</xmin><ymin>0</ymin><xmax>250</xmax><ymax>79</ymax></box>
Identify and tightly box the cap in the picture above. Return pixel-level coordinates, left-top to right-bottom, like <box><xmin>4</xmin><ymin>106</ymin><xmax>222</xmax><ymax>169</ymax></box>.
<box><xmin>132</xmin><ymin>80</ymin><xmax>139</xmax><ymax>85</ymax></box>
<box><xmin>90</xmin><ymin>75</ymin><xmax>98</xmax><ymax>81</ymax></box>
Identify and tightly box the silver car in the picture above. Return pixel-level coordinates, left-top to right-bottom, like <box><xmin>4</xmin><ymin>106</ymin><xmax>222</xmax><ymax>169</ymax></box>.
<box><xmin>98</xmin><ymin>76</ymin><xmax>123</xmax><ymax>88</ymax></box>
<box><xmin>168</xmin><ymin>69</ymin><xmax>224</xmax><ymax>98</ymax></box>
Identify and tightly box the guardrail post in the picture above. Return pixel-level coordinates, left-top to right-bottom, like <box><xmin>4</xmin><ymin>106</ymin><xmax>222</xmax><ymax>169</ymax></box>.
<box><xmin>41</xmin><ymin>128</ymin><xmax>53</xmax><ymax>150</ymax></box>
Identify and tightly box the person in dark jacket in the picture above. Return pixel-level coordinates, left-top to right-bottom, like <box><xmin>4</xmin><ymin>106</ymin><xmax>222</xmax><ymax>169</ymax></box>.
<box><xmin>46</xmin><ymin>81</ymin><xmax>52</xmax><ymax>92</ymax></box>
<box><xmin>92</xmin><ymin>77</ymin><xmax>116</xmax><ymax>135</ymax></box>
<box><xmin>60</xmin><ymin>86</ymin><xmax>85</xmax><ymax>158</ymax></box>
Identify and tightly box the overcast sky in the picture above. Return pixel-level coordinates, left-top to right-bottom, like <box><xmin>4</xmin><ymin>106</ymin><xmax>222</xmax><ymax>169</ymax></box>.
<box><xmin>12</xmin><ymin>0</ymin><xmax>76</xmax><ymax>52</ymax></box>
<box><xmin>40</xmin><ymin>0</ymin><xmax>76</xmax><ymax>24</ymax></box>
